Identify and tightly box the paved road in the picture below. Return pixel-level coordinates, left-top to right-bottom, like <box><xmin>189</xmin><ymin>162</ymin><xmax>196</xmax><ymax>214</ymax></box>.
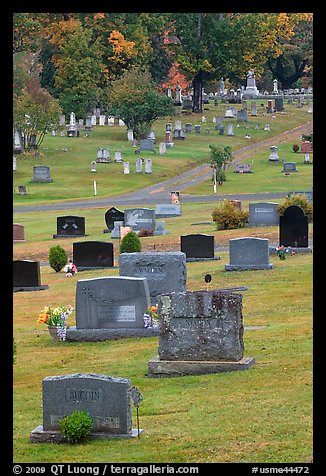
<box><xmin>13</xmin><ymin>121</ymin><xmax>312</xmax><ymax>213</ymax></box>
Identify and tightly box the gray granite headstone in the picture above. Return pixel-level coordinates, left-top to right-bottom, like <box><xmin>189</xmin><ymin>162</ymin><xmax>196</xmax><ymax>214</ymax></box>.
<box><xmin>225</xmin><ymin>237</ymin><xmax>273</xmax><ymax>270</ymax></box>
<box><xmin>66</xmin><ymin>276</ymin><xmax>154</xmax><ymax>341</ymax></box>
<box><xmin>119</xmin><ymin>252</ymin><xmax>187</xmax><ymax>304</ymax></box>
<box><xmin>32</xmin><ymin>166</ymin><xmax>53</xmax><ymax>183</ymax></box>
<box><xmin>155</xmin><ymin>204</ymin><xmax>181</xmax><ymax>218</ymax></box>
<box><xmin>248</xmin><ymin>202</ymin><xmax>279</xmax><ymax>226</ymax></box>
<box><xmin>124</xmin><ymin>208</ymin><xmax>155</xmax><ymax>232</ymax></box>
<box><xmin>30</xmin><ymin>373</ymin><xmax>143</xmax><ymax>441</ymax></box>
<box><xmin>147</xmin><ymin>290</ymin><xmax>255</xmax><ymax>377</ymax></box>
<box><xmin>282</xmin><ymin>161</ymin><xmax>298</xmax><ymax>173</ymax></box>
<box><xmin>75</xmin><ymin>277</ymin><xmax>150</xmax><ymax>329</ymax></box>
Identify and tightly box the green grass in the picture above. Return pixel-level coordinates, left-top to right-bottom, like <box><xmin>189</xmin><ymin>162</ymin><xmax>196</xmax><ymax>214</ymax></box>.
<box><xmin>13</xmin><ymin>100</ymin><xmax>312</xmax><ymax>205</ymax></box>
<box><xmin>13</xmin><ymin>101</ymin><xmax>313</xmax><ymax>463</ymax></box>
<box><xmin>13</xmin><ymin>202</ymin><xmax>313</xmax><ymax>463</ymax></box>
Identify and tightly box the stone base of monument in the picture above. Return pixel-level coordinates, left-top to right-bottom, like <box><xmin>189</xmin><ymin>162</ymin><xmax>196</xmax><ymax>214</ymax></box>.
<box><xmin>186</xmin><ymin>256</ymin><xmax>221</xmax><ymax>262</ymax></box>
<box><xmin>30</xmin><ymin>426</ymin><xmax>143</xmax><ymax>443</ymax></box>
<box><xmin>13</xmin><ymin>285</ymin><xmax>49</xmax><ymax>293</ymax></box>
<box><xmin>53</xmin><ymin>234</ymin><xmax>88</xmax><ymax>239</ymax></box>
<box><xmin>147</xmin><ymin>356</ymin><xmax>255</xmax><ymax>378</ymax></box>
<box><xmin>66</xmin><ymin>326</ymin><xmax>159</xmax><ymax>341</ymax></box>
<box><xmin>225</xmin><ymin>264</ymin><xmax>273</xmax><ymax>271</ymax></box>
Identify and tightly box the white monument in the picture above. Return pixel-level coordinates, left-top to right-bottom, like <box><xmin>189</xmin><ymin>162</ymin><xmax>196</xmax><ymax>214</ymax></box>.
<box><xmin>242</xmin><ymin>71</ymin><xmax>259</xmax><ymax>99</ymax></box>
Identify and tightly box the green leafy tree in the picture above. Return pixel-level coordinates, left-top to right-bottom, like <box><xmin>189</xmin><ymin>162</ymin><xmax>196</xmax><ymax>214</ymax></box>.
<box><xmin>108</xmin><ymin>65</ymin><xmax>175</xmax><ymax>139</ymax></box>
<box><xmin>209</xmin><ymin>144</ymin><xmax>232</xmax><ymax>185</ymax></box>
<box><xmin>13</xmin><ymin>77</ymin><xmax>62</xmax><ymax>151</ymax></box>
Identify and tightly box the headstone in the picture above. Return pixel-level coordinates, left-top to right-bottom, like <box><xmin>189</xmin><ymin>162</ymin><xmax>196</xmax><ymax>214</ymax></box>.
<box><xmin>13</xmin><ymin>156</ymin><xmax>17</xmax><ymax>171</ymax></box>
<box><xmin>111</xmin><ymin>220</ymin><xmax>124</xmax><ymax>239</ymax></box>
<box><xmin>227</xmin><ymin>124</ymin><xmax>234</xmax><ymax>136</ymax></box>
<box><xmin>136</xmin><ymin>158</ymin><xmax>143</xmax><ymax>173</ymax></box>
<box><xmin>13</xmin><ymin>223</ymin><xmax>25</xmax><ymax>242</ymax></box>
<box><xmin>268</xmin><ymin>145</ymin><xmax>279</xmax><ymax>162</ymax></box>
<box><xmin>85</xmin><ymin>117</ymin><xmax>93</xmax><ymax>131</ymax></box>
<box><xmin>155</xmin><ymin>204</ymin><xmax>181</xmax><ymax>218</ymax></box>
<box><xmin>174</xmin><ymin>81</ymin><xmax>182</xmax><ymax>106</ymax></box>
<box><xmin>124</xmin><ymin>208</ymin><xmax>155</xmax><ymax>232</ymax></box>
<box><xmin>127</xmin><ymin>129</ymin><xmax>134</xmax><ymax>141</ymax></box>
<box><xmin>301</xmin><ymin>141</ymin><xmax>313</xmax><ymax>153</ymax></box>
<box><xmin>91</xmin><ymin>161</ymin><xmax>97</xmax><ymax>172</ymax></box>
<box><xmin>181</xmin><ymin>234</ymin><xmax>219</xmax><ymax>261</ymax></box>
<box><xmin>173</xmin><ymin>129</ymin><xmax>186</xmax><ymax>140</ymax></box>
<box><xmin>279</xmin><ymin>205</ymin><xmax>308</xmax><ymax>248</ymax></box>
<box><xmin>275</xmin><ymin>98</ymin><xmax>284</xmax><ymax>111</ymax></box>
<box><xmin>273</xmin><ymin>79</ymin><xmax>278</xmax><ymax>94</ymax></box>
<box><xmin>267</xmin><ymin>100</ymin><xmax>273</xmax><ymax>113</ymax></box>
<box><xmin>32</xmin><ymin>166</ymin><xmax>53</xmax><ymax>183</ymax></box>
<box><xmin>282</xmin><ymin>161</ymin><xmax>298</xmax><ymax>173</ymax></box>
<box><xmin>30</xmin><ymin>373</ymin><xmax>142</xmax><ymax>442</ymax></box>
<box><xmin>13</xmin><ymin>260</ymin><xmax>48</xmax><ymax>291</ymax></box>
<box><xmin>248</xmin><ymin>202</ymin><xmax>279</xmax><ymax>226</ymax></box>
<box><xmin>118</xmin><ymin>119</ymin><xmax>125</xmax><ymax>126</ymax></box>
<box><xmin>99</xmin><ymin>115</ymin><xmax>106</xmax><ymax>126</ymax></box>
<box><xmin>225</xmin><ymin>237</ymin><xmax>273</xmax><ymax>270</ymax></box>
<box><xmin>139</xmin><ymin>139</ymin><xmax>155</xmax><ymax>152</ymax></box>
<box><xmin>96</xmin><ymin>148</ymin><xmax>110</xmax><ymax>163</ymax></box>
<box><xmin>18</xmin><ymin>185</ymin><xmax>27</xmax><ymax>195</ymax></box>
<box><xmin>159</xmin><ymin>142</ymin><xmax>166</xmax><ymax>155</ymax></box>
<box><xmin>175</xmin><ymin>120</ymin><xmax>182</xmax><ymax>130</ymax></box>
<box><xmin>250</xmin><ymin>101</ymin><xmax>257</xmax><ymax>116</ymax></box>
<box><xmin>242</xmin><ymin>70</ymin><xmax>259</xmax><ymax>98</ymax></box>
<box><xmin>165</xmin><ymin>123</ymin><xmax>172</xmax><ymax>131</ymax></box>
<box><xmin>66</xmin><ymin>277</ymin><xmax>154</xmax><ymax>341</ymax></box>
<box><xmin>104</xmin><ymin>207</ymin><xmax>125</xmax><ymax>233</ymax></box>
<box><xmin>185</xmin><ymin>123</ymin><xmax>192</xmax><ymax>133</ymax></box>
<box><xmin>73</xmin><ymin>242</ymin><xmax>114</xmax><ymax>269</ymax></box>
<box><xmin>236</xmin><ymin>109</ymin><xmax>248</xmax><ymax>122</ymax></box>
<box><xmin>123</xmin><ymin>162</ymin><xmax>130</xmax><ymax>174</ymax></box>
<box><xmin>165</xmin><ymin>130</ymin><xmax>174</xmax><ymax>148</ymax></box>
<box><xmin>114</xmin><ymin>150</ymin><xmax>123</xmax><ymax>162</ymax></box>
<box><xmin>53</xmin><ymin>216</ymin><xmax>86</xmax><ymax>238</ymax></box>
<box><xmin>224</xmin><ymin>108</ymin><xmax>235</xmax><ymax>118</ymax></box>
<box><xmin>194</xmin><ymin>125</ymin><xmax>201</xmax><ymax>133</ymax></box>
<box><xmin>119</xmin><ymin>252</ymin><xmax>187</xmax><ymax>304</ymax></box>
<box><xmin>264</xmin><ymin>123</ymin><xmax>271</xmax><ymax>131</ymax></box>
<box><xmin>108</xmin><ymin>116</ymin><xmax>115</xmax><ymax>126</ymax></box>
<box><xmin>145</xmin><ymin>158</ymin><xmax>152</xmax><ymax>173</ymax></box>
<box><xmin>234</xmin><ymin>163</ymin><xmax>252</xmax><ymax>173</ymax></box>
<box><xmin>147</xmin><ymin>290</ymin><xmax>255</xmax><ymax>377</ymax></box>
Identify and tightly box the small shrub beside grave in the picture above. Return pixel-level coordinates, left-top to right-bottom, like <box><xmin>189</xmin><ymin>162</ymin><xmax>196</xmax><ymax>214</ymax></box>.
<box><xmin>49</xmin><ymin>245</ymin><xmax>68</xmax><ymax>272</ymax></box>
<box><xmin>120</xmin><ymin>231</ymin><xmax>142</xmax><ymax>253</ymax></box>
<box><xmin>59</xmin><ymin>411</ymin><xmax>93</xmax><ymax>444</ymax></box>
<box><xmin>212</xmin><ymin>201</ymin><xmax>249</xmax><ymax>230</ymax></box>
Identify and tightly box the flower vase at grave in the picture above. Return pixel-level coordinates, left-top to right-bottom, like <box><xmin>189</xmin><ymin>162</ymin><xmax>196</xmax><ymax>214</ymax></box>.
<box><xmin>48</xmin><ymin>325</ymin><xmax>66</xmax><ymax>341</ymax></box>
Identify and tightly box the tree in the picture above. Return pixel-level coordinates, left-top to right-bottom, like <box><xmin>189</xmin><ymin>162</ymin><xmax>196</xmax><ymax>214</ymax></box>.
<box><xmin>13</xmin><ymin>77</ymin><xmax>62</xmax><ymax>151</ymax></box>
<box><xmin>49</xmin><ymin>19</ymin><xmax>104</xmax><ymax>117</ymax></box>
<box><xmin>107</xmin><ymin>65</ymin><xmax>175</xmax><ymax>139</ymax></box>
<box><xmin>209</xmin><ymin>144</ymin><xmax>232</xmax><ymax>185</ymax></box>
<box><xmin>266</xmin><ymin>14</ymin><xmax>313</xmax><ymax>89</ymax></box>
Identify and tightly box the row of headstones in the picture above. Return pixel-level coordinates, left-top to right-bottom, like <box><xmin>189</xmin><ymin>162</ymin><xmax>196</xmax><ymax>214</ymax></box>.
<box><xmin>30</xmin><ymin>285</ymin><xmax>254</xmax><ymax>442</ymax></box>
<box><xmin>14</xmin><ymin>203</ymin><xmax>311</xmax><ymax>294</ymax></box>
<box><xmin>60</xmin><ymin>114</ymin><xmax>125</xmax><ymax>128</ymax></box>
<box><xmin>92</xmin><ymin>154</ymin><xmax>153</xmax><ymax>174</ymax></box>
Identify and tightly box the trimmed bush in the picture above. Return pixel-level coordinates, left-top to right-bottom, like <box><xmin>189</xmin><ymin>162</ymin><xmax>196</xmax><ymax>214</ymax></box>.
<box><xmin>59</xmin><ymin>411</ymin><xmax>93</xmax><ymax>444</ymax></box>
<box><xmin>212</xmin><ymin>200</ymin><xmax>249</xmax><ymax>230</ymax></box>
<box><xmin>49</xmin><ymin>245</ymin><xmax>68</xmax><ymax>272</ymax></box>
<box><xmin>120</xmin><ymin>231</ymin><xmax>142</xmax><ymax>253</ymax></box>
<box><xmin>292</xmin><ymin>144</ymin><xmax>299</xmax><ymax>153</ymax></box>
<box><xmin>277</xmin><ymin>194</ymin><xmax>313</xmax><ymax>222</ymax></box>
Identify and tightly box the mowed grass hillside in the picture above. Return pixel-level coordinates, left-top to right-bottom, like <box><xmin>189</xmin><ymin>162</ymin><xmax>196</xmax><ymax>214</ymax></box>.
<box><xmin>13</xmin><ymin>100</ymin><xmax>313</xmax><ymax>205</ymax></box>
<box><xmin>13</xmin><ymin>203</ymin><xmax>313</xmax><ymax>463</ymax></box>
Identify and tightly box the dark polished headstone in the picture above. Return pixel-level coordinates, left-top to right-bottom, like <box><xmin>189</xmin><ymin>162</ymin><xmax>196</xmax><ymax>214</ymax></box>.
<box><xmin>73</xmin><ymin>242</ymin><xmax>114</xmax><ymax>269</ymax></box>
<box><xmin>104</xmin><ymin>207</ymin><xmax>124</xmax><ymax>233</ymax></box>
<box><xmin>13</xmin><ymin>260</ymin><xmax>48</xmax><ymax>292</ymax></box>
<box><xmin>53</xmin><ymin>216</ymin><xmax>86</xmax><ymax>238</ymax></box>
<box><xmin>279</xmin><ymin>205</ymin><xmax>308</xmax><ymax>247</ymax></box>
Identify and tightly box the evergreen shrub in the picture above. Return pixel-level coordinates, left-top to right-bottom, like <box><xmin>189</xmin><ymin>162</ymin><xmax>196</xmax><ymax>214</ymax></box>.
<box><xmin>120</xmin><ymin>231</ymin><xmax>142</xmax><ymax>253</ymax></box>
<box><xmin>49</xmin><ymin>245</ymin><xmax>68</xmax><ymax>272</ymax></box>
<box><xmin>212</xmin><ymin>200</ymin><xmax>249</xmax><ymax>230</ymax></box>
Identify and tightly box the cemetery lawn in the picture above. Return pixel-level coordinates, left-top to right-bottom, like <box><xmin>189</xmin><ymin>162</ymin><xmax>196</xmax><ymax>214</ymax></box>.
<box><xmin>13</xmin><ymin>203</ymin><xmax>313</xmax><ymax>463</ymax></box>
<box><xmin>13</xmin><ymin>101</ymin><xmax>312</xmax><ymax>206</ymax></box>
